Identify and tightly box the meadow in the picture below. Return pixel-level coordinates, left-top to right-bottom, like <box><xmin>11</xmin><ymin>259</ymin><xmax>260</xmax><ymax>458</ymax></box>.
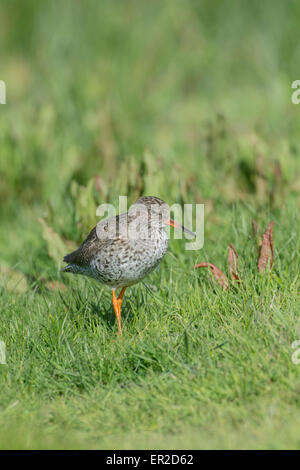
<box><xmin>0</xmin><ymin>0</ymin><xmax>300</xmax><ymax>449</ymax></box>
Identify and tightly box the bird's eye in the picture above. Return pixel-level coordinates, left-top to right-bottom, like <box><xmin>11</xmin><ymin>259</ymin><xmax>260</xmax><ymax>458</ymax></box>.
<box><xmin>104</xmin><ymin>224</ymin><xmax>108</xmax><ymax>232</ymax></box>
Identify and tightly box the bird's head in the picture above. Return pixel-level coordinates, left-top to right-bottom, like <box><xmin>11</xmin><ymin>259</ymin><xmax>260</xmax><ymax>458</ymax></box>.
<box><xmin>132</xmin><ymin>196</ymin><xmax>195</xmax><ymax>237</ymax></box>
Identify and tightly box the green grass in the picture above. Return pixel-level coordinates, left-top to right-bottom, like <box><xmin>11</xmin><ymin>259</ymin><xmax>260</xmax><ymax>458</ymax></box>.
<box><xmin>1</xmin><ymin>0</ymin><xmax>300</xmax><ymax>449</ymax></box>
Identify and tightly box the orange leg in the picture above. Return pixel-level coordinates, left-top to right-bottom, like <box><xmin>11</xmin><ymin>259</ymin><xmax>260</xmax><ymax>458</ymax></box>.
<box><xmin>112</xmin><ymin>287</ymin><xmax>127</xmax><ymax>337</ymax></box>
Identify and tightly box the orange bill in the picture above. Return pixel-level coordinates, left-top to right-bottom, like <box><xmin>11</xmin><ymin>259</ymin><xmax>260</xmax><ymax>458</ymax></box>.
<box><xmin>166</xmin><ymin>219</ymin><xmax>195</xmax><ymax>237</ymax></box>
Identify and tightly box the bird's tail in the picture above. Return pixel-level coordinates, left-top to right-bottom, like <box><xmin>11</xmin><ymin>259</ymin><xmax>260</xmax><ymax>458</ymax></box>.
<box><xmin>61</xmin><ymin>264</ymin><xmax>75</xmax><ymax>273</ymax></box>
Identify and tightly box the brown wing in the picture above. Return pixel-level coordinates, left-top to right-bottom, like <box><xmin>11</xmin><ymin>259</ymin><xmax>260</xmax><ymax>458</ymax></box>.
<box><xmin>63</xmin><ymin>213</ymin><xmax>140</xmax><ymax>267</ymax></box>
<box><xmin>63</xmin><ymin>226</ymin><xmax>106</xmax><ymax>267</ymax></box>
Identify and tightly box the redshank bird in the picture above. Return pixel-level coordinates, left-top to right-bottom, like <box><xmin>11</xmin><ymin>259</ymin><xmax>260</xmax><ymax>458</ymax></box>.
<box><xmin>62</xmin><ymin>196</ymin><xmax>194</xmax><ymax>336</ymax></box>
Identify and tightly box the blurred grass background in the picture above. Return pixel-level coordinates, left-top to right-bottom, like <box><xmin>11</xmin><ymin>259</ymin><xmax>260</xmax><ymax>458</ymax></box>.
<box><xmin>0</xmin><ymin>0</ymin><xmax>299</xmax><ymax>271</ymax></box>
<box><xmin>0</xmin><ymin>0</ymin><xmax>300</xmax><ymax>450</ymax></box>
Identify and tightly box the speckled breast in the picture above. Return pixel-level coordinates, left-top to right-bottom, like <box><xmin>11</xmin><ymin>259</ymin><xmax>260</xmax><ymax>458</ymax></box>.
<box><xmin>90</xmin><ymin>231</ymin><xmax>168</xmax><ymax>288</ymax></box>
